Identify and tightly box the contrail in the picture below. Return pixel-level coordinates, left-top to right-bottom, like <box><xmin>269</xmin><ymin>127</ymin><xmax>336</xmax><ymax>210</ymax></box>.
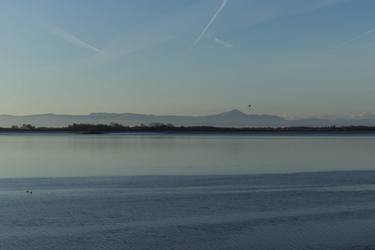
<box><xmin>214</xmin><ymin>37</ymin><xmax>233</xmax><ymax>48</ymax></box>
<box><xmin>48</xmin><ymin>25</ymin><xmax>100</xmax><ymax>53</ymax></box>
<box><xmin>336</xmin><ymin>28</ymin><xmax>375</xmax><ymax>49</ymax></box>
<box><xmin>193</xmin><ymin>0</ymin><xmax>228</xmax><ymax>48</ymax></box>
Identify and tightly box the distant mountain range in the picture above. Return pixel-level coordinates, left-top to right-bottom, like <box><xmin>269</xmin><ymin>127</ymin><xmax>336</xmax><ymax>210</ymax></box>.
<box><xmin>1</xmin><ymin>110</ymin><xmax>375</xmax><ymax>128</ymax></box>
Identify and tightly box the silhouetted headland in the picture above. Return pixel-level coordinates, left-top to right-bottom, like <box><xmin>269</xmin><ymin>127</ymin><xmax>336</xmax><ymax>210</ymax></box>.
<box><xmin>1</xmin><ymin>123</ymin><xmax>375</xmax><ymax>135</ymax></box>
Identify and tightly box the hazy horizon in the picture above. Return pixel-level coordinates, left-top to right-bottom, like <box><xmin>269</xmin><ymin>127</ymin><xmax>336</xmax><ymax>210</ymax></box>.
<box><xmin>1</xmin><ymin>0</ymin><xmax>375</xmax><ymax>117</ymax></box>
<box><xmin>3</xmin><ymin>2</ymin><xmax>375</xmax><ymax>248</ymax></box>
<box><xmin>1</xmin><ymin>108</ymin><xmax>375</xmax><ymax>120</ymax></box>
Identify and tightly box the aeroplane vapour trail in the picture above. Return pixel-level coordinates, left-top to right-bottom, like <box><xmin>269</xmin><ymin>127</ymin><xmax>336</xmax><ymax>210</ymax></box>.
<box><xmin>214</xmin><ymin>37</ymin><xmax>233</xmax><ymax>48</ymax></box>
<box><xmin>49</xmin><ymin>25</ymin><xmax>101</xmax><ymax>53</ymax></box>
<box><xmin>193</xmin><ymin>0</ymin><xmax>228</xmax><ymax>48</ymax></box>
<box><xmin>336</xmin><ymin>28</ymin><xmax>375</xmax><ymax>49</ymax></box>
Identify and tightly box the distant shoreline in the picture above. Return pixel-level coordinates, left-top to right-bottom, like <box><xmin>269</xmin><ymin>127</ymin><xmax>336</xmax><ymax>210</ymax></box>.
<box><xmin>1</xmin><ymin>124</ymin><xmax>375</xmax><ymax>135</ymax></box>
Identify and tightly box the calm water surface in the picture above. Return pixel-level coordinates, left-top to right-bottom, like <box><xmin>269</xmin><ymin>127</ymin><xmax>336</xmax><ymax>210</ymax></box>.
<box><xmin>1</xmin><ymin>134</ymin><xmax>375</xmax><ymax>249</ymax></box>
<box><xmin>0</xmin><ymin>134</ymin><xmax>375</xmax><ymax>177</ymax></box>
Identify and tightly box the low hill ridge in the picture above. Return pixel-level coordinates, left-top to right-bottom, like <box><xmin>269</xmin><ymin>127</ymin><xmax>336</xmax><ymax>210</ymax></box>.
<box><xmin>0</xmin><ymin>110</ymin><xmax>374</xmax><ymax>128</ymax></box>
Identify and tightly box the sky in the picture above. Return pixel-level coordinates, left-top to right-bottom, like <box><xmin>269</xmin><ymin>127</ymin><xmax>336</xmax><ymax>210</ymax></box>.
<box><xmin>1</xmin><ymin>0</ymin><xmax>375</xmax><ymax>117</ymax></box>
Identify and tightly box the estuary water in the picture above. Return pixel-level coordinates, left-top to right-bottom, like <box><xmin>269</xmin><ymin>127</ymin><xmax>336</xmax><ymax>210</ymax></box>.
<box><xmin>1</xmin><ymin>134</ymin><xmax>375</xmax><ymax>249</ymax></box>
<box><xmin>1</xmin><ymin>134</ymin><xmax>375</xmax><ymax>177</ymax></box>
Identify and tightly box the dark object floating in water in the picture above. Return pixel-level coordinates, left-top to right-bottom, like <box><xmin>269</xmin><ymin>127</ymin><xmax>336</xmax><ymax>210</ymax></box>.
<box><xmin>26</xmin><ymin>190</ymin><xmax>32</xmax><ymax>195</ymax></box>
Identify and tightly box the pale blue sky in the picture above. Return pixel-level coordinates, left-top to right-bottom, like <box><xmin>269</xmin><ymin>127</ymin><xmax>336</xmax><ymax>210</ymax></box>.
<box><xmin>1</xmin><ymin>0</ymin><xmax>375</xmax><ymax>117</ymax></box>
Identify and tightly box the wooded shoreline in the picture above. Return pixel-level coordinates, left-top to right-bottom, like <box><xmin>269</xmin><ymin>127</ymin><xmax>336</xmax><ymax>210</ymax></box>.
<box><xmin>1</xmin><ymin>123</ymin><xmax>375</xmax><ymax>135</ymax></box>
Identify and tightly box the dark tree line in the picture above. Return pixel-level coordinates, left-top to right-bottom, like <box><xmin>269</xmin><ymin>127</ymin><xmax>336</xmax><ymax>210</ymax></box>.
<box><xmin>1</xmin><ymin>123</ymin><xmax>375</xmax><ymax>134</ymax></box>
